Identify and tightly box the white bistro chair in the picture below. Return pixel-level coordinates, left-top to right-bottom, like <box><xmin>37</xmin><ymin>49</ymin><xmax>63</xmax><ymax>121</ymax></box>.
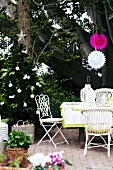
<box><xmin>35</xmin><ymin>94</ymin><xmax>69</xmax><ymax>147</ymax></box>
<box><xmin>82</xmin><ymin>109</ymin><xmax>113</xmax><ymax>157</ymax></box>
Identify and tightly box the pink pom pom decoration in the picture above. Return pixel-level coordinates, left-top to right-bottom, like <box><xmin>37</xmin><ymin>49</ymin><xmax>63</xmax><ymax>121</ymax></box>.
<box><xmin>90</xmin><ymin>33</ymin><xmax>108</xmax><ymax>50</ymax></box>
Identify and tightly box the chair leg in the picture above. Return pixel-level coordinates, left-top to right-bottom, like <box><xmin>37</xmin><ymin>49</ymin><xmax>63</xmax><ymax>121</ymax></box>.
<box><xmin>108</xmin><ymin>133</ymin><xmax>111</xmax><ymax>157</ymax></box>
<box><xmin>49</xmin><ymin>124</ymin><xmax>69</xmax><ymax>144</ymax></box>
<box><xmin>58</xmin><ymin>126</ymin><xmax>69</xmax><ymax>144</ymax></box>
<box><xmin>84</xmin><ymin>133</ymin><xmax>88</xmax><ymax>156</ymax></box>
<box><xmin>37</xmin><ymin>124</ymin><xmax>57</xmax><ymax>147</ymax></box>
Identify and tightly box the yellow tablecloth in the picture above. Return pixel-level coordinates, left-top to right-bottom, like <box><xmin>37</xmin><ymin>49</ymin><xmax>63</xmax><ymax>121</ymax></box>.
<box><xmin>60</xmin><ymin>102</ymin><xmax>113</xmax><ymax>128</ymax></box>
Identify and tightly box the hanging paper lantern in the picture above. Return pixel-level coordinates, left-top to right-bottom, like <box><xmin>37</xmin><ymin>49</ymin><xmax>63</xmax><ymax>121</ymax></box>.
<box><xmin>88</xmin><ymin>50</ymin><xmax>106</xmax><ymax>69</ymax></box>
<box><xmin>90</xmin><ymin>33</ymin><xmax>107</xmax><ymax>50</ymax></box>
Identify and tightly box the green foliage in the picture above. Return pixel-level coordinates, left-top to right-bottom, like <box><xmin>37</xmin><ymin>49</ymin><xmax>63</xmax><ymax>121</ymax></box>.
<box><xmin>40</xmin><ymin>72</ymin><xmax>80</xmax><ymax>117</ymax></box>
<box><xmin>7</xmin><ymin>130</ymin><xmax>32</xmax><ymax>149</ymax></box>
<box><xmin>0</xmin><ymin>153</ymin><xmax>28</xmax><ymax>168</ymax></box>
<box><xmin>10</xmin><ymin>156</ymin><xmax>23</xmax><ymax>168</ymax></box>
<box><xmin>0</xmin><ymin>154</ymin><xmax>7</xmax><ymax>164</ymax></box>
<box><xmin>0</xmin><ymin>94</ymin><xmax>6</xmax><ymax>103</ymax></box>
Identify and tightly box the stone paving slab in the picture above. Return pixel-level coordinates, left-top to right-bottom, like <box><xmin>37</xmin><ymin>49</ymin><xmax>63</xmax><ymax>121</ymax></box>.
<box><xmin>28</xmin><ymin>128</ymin><xmax>113</xmax><ymax>170</ymax></box>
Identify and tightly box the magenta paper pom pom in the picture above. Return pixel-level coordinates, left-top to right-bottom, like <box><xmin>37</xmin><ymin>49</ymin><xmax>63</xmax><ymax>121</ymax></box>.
<box><xmin>90</xmin><ymin>33</ymin><xmax>108</xmax><ymax>50</ymax></box>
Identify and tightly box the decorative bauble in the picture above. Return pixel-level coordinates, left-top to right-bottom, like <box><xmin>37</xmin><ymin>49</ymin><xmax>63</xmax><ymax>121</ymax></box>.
<box><xmin>23</xmin><ymin>74</ymin><xmax>28</xmax><ymax>80</ymax></box>
<box><xmin>30</xmin><ymin>94</ymin><xmax>35</xmax><ymax>98</ymax></box>
<box><xmin>17</xmin><ymin>88</ymin><xmax>22</xmax><ymax>93</ymax></box>
<box><xmin>8</xmin><ymin>82</ymin><xmax>13</xmax><ymax>87</ymax></box>
<box><xmin>27</xmin><ymin>75</ymin><xmax>30</xmax><ymax>79</ymax></box>
<box><xmin>15</xmin><ymin>65</ymin><xmax>20</xmax><ymax>71</ymax></box>
<box><xmin>23</xmin><ymin>101</ymin><xmax>27</xmax><ymax>107</ymax></box>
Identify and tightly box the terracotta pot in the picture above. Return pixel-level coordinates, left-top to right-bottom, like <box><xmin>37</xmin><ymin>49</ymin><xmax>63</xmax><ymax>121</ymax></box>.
<box><xmin>0</xmin><ymin>163</ymin><xmax>32</xmax><ymax>170</ymax></box>
<box><xmin>6</xmin><ymin>147</ymin><xmax>28</xmax><ymax>160</ymax></box>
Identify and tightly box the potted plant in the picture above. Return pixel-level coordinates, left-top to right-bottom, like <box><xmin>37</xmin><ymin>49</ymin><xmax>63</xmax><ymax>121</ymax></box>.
<box><xmin>28</xmin><ymin>151</ymin><xmax>72</xmax><ymax>170</ymax></box>
<box><xmin>0</xmin><ymin>153</ymin><xmax>32</xmax><ymax>170</ymax></box>
<box><xmin>6</xmin><ymin>129</ymin><xmax>32</xmax><ymax>160</ymax></box>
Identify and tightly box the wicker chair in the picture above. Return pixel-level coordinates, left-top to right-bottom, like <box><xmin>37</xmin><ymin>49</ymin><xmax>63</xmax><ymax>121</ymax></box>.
<box><xmin>82</xmin><ymin>109</ymin><xmax>113</xmax><ymax>157</ymax></box>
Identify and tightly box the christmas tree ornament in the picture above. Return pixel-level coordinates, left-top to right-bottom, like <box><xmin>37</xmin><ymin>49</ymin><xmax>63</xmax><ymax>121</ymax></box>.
<box><xmin>23</xmin><ymin>74</ymin><xmax>28</xmax><ymax>80</ymax></box>
<box><xmin>27</xmin><ymin>75</ymin><xmax>30</xmax><ymax>79</ymax></box>
<box><xmin>9</xmin><ymin>82</ymin><xmax>13</xmax><ymax>87</ymax></box>
<box><xmin>9</xmin><ymin>95</ymin><xmax>15</xmax><ymax>98</ymax></box>
<box><xmin>90</xmin><ymin>33</ymin><xmax>107</xmax><ymax>50</ymax></box>
<box><xmin>36</xmin><ymin>82</ymin><xmax>41</xmax><ymax>87</ymax></box>
<box><xmin>30</xmin><ymin>94</ymin><xmax>35</xmax><ymax>98</ymax></box>
<box><xmin>23</xmin><ymin>101</ymin><xmax>27</xmax><ymax>107</ymax></box>
<box><xmin>17</xmin><ymin>30</ymin><xmax>27</xmax><ymax>44</ymax></box>
<box><xmin>88</xmin><ymin>50</ymin><xmax>106</xmax><ymax>69</ymax></box>
<box><xmin>15</xmin><ymin>65</ymin><xmax>20</xmax><ymax>71</ymax></box>
<box><xmin>0</xmin><ymin>102</ymin><xmax>4</xmax><ymax>105</ymax></box>
<box><xmin>17</xmin><ymin>88</ymin><xmax>22</xmax><ymax>93</ymax></box>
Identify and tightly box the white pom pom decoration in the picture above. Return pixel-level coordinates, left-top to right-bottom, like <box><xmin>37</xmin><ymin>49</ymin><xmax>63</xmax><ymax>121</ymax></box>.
<box><xmin>88</xmin><ymin>50</ymin><xmax>106</xmax><ymax>69</ymax></box>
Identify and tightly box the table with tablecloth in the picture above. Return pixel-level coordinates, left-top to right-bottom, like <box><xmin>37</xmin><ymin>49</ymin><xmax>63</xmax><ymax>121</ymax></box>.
<box><xmin>60</xmin><ymin>102</ymin><xmax>113</xmax><ymax>147</ymax></box>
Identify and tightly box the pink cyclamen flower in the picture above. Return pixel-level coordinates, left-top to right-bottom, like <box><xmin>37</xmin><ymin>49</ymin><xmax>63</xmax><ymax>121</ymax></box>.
<box><xmin>90</xmin><ymin>33</ymin><xmax>108</xmax><ymax>50</ymax></box>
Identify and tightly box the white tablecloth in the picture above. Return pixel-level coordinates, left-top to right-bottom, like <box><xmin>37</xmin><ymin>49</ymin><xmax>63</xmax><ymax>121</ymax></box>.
<box><xmin>60</xmin><ymin>102</ymin><xmax>113</xmax><ymax>128</ymax></box>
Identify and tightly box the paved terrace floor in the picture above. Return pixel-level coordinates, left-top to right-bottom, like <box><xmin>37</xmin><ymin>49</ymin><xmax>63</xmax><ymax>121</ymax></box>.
<box><xmin>28</xmin><ymin>128</ymin><xmax>113</xmax><ymax>170</ymax></box>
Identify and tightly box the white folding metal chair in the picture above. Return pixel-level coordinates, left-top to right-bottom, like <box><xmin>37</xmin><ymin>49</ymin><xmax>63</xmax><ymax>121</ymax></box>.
<box><xmin>82</xmin><ymin>109</ymin><xmax>113</xmax><ymax>157</ymax></box>
<box><xmin>35</xmin><ymin>94</ymin><xmax>69</xmax><ymax>147</ymax></box>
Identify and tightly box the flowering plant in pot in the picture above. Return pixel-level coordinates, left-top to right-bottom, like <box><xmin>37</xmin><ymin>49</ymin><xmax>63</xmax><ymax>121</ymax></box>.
<box><xmin>28</xmin><ymin>151</ymin><xmax>72</xmax><ymax>170</ymax></box>
<box><xmin>6</xmin><ymin>129</ymin><xmax>32</xmax><ymax>160</ymax></box>
<box><xmin>0</xmin><ymin>153</ymin><xmax>32</xmax><ymax>169</ymax></box>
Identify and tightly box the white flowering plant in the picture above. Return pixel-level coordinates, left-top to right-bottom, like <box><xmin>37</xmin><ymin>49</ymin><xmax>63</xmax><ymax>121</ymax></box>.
<box><xmin>28</xmin><ymin>151</ymin><xmax>72</xmax><ymax>170</ymax></box>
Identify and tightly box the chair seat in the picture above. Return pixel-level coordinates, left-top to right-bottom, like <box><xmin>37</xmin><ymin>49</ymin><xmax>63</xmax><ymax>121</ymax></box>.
<box><xmin>41</xmin><ymin>118</ymin><xmax>63</xmax><ymax>123</ymax></box>
<box><xmin>87</xmin><ymin>124</ymin><xmax>110</xmax><ymax>133</ymax></box>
